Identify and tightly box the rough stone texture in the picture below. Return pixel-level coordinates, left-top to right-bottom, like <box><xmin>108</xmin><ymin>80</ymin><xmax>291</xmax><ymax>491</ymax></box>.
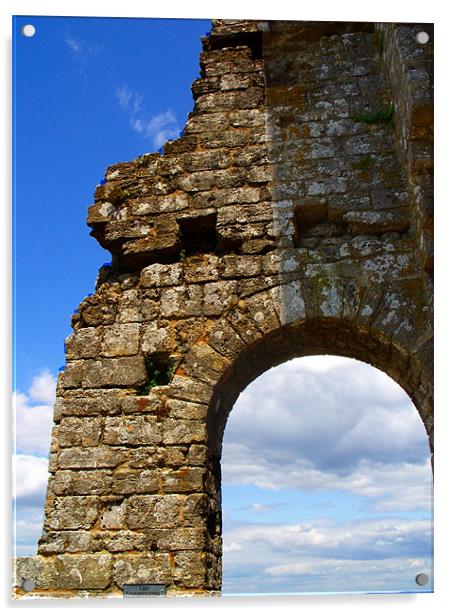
<box><xmin>13</xmin><ymin>19</ymin><xmax>433</xmax><ymax>599</ymax></box>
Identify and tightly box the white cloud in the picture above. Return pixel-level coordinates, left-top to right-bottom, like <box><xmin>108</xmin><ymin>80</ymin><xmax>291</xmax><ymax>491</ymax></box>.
<box><xmin>221</xmin><ymin>357</ymin><xmax>433</xmax><ymax>593</ymax></box>
<box><xmin>116</xmin><ymin>85</ymin><xmax>132</xmax><ymax>109</ymax></box>
<box><xmin>222</xmin><ymin>357</ymin><xmax>432</xmax><ymax>511</ymax></box>
<box><xmin>240</xmin><ymin>502</ymin><xmax>286</xmax><ymax>513</ymax></box>
<box><xmin>223</xmin><ymin>447</ymin><xmax>432</xmax><ymax>512</ymax></box>
<box><xmin>222</xmin><ymin>517</ymin><xmax>433</xmax><ymax>594</ymax></box>
<box><xmin>13</xmin><ymin>370</ymin><xmax>56</xmax><ymax>456</ymax></box>
<box><xmin>28</xmin><ymin>369</ymin><xmax>56</xmax><ymax>405</ymax></box>
<box><xmin>225</xmin><ymin>517</ymin><xmax>432</xmax><ymax>560</ymax></box>
<box><xmin>14</xmin><ymin>505</ymin><xmax>46</xmax><ymax>557</ymax></box>
<box><xmin>65</xmin><ymin>36</ymin><xmax>82</xmax><ymax>53</ymax></box>
<box><xmin>13</xmin><ymin>371</ymin><xmax>56</xmax><ymax>555</ymax></box>
<box><xmin>64</xmin><ymin>35</ymin><xmax>99</xmax><ymax>77</ymax></box>
<box><xmin>13</xmin><ymin>454</ymin><xmax>49</xmax><ymax>504</ymax></box>
<box><xmin>292</xmin><ymin>355</ymin><xmax>354</xmax><ymax>373</ymax></box>
<box><xmin>224</xmin><ymin>541</ymin><xmax>243</xmax><ymax>553</ymax></box>
<box><xmin>116</xmin><ymin>85</ymin><xmax>180</xmax><ymax>149</ymax></box>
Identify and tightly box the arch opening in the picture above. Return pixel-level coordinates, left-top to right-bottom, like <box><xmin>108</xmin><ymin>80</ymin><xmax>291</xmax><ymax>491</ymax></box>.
<box><xmin>204</xmin><ymin>317</ymin><xmax>433</xmax><ymax>595</ymax></box>
<box><xmin>220</xmin><ymin>355</ymin><xmax>433</xmax><ymax>595</ymax></box>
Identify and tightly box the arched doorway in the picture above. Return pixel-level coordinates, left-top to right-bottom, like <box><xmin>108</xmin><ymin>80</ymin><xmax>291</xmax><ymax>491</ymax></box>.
<box><xmin>221</xmin><ymin>355</ymin><xmax>433</xmax><ymax>594</ymax></box>
<box><xmin>204</xmin><ymin>313</ymin><xmax>433</xmax><ymax>595</ymax></box>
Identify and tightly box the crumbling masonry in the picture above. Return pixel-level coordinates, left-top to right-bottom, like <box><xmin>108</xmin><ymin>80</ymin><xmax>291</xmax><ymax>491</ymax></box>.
<box><xmin>14</xmin><ymin>19</ymin><xmax>433</xmax><ymax>597</ymax></box>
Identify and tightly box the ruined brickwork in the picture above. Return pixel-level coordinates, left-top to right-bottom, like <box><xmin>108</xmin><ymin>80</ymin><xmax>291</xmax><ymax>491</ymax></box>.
<box><xmin>14</xmin><ymin>19</ymin><xmax>433</xmax><ymax>598</ymax></box>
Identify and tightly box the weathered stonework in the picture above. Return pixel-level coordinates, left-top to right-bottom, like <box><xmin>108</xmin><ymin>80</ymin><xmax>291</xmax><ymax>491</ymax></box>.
<box><xmin>14</xmin><ymin>19</ymin><xmax>433</xmax><ymax>598</ymax></box>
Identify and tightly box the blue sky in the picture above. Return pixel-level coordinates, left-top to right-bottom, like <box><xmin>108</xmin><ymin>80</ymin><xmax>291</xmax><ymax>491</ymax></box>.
<box><xmin>12</xmin><ymin>15</ymin><xmax>433</xmax><ymax>596</ymax></box>
<box><xmin>13</xmin><ymin>15</ymin><xmax>210</xmax><ymax>391</ymax></box>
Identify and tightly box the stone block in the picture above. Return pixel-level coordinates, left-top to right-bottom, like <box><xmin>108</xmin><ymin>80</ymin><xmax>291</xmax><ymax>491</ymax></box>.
<box><xmin>103</xmin><ymin>530</ymin><xmax>148</xmax><ymax>553</ymax></box>
<box><xmin>173</xmin><ymin>551</ymin><xmax>206</xmax><ymax>587</ymax></box>
<box><xmin>38</xmin><ymin>530</ymin><xmax>91</xmax><ymax>555</ymax></box>
<box><xmin>126</xmin><ymin>495</ymin><xmax>183</xmax><ymax>529</ymax></box>
<box><xmin>222</xmin><ymin>255</ymin><xmax>262</xmax><ymax>278</ymax></box>
<box><xmin>51</xmin><ymin>470</ymin><xmax>112</xmax><ymax>496</ymax></box>
<box><xmin>112</xmin><ymin>555</ymin><xmax>171</xmax><ymax>588</ymax></box>
<box><xmin>163</xmin><ymin>446</ymin><xmax>189</xmax><ymax>467</ymax></box>
<box><xmin>141</xmin><ymin>321</ymin><xmax>173</xmax><ymax>354</ymax></box>
<box><xmin>14</xmin><ymin>554</ymin><xmax>113</xmax><ymax>591</ymax></box>
<box><xmin>57</xmin><ymin>416</ymin><xmax>102</xmax><ymax>447</ymax></box>
<box><xmin>162</xmin><ymin>467</ymin><xmax>206</xmax><ymax>493</ymax></box>
<box><xmin>59</xmin><ymin>388</ymin><xmax>128</xmax><ymax>417</ymax></box>
<box><xmin>117</xmin><ymin>289</ymin><xmax>144</xmax><ymax>323</ymax></box>
<box><xmin>112</xmin><ymin>469</ymin><xmax>160</xmax><ymax>494</ymax></box>
<box><xmin>203</xmin><ymin>281</ymin><xmax>237</xmax><ymax>316</ymax></box>
<box><xmin>343</xmin><ymin>209</ymin><xmax>409</xmax><ymax>234</ymax></box>
<box><xmin>162</xmin><ymin>419</ymin><xmax>207</xmax><ymax>445</ymax></box>
<box><xmin>187</xmin><ymin>445</ymin><xmax>208</xmax><ymax>466</ymax></box>
<box><xmin>207</xmin><ymin>319</ymin><xmax>246</xmax><ymax>360</ymax></box>
<box><xmin>100</xmin><ymin>500</ymin><xmax>127</xmax><ymax>530</ymax></box>
<box><xmin>183</xmin><ymin>255</ymin><xmax>220</xmax><ymax>283</ymax></box>
<box><xmin>168</xmin><ymin>375</ymin><xmax>213</xmax><ymax>405</ymax></box>
<box><xmin>245</xmin><ymin>289</ymin><xmax>281</xmax><ymax>334</ymax></box>
<box><xmin>128</xmin><ymin>446</ymin><xmax>163</xmax><ymax>469</ymax></box>
<box><xmin>60</xmin><ymin>361</ymin><xmax>83</xmax><ymax>389</ymax></box>
<box><xmin>156</xmin><ymin>528</ymin><xmax>206</xmax><ymax>551</ymax></box>
<box><xmin>166</xmin><ymin>398</ymin><xmax>208</xmax><ymax>420</ymax></box>
<box><xmin>104</xmin><ymin>416</ymin><xmax>162</xmax><ymax>446</ymax></box>
<box><xmin>160</xmin><ymin>285</ymin><xmax>204</xmax><ymax>318</ymax></box>
<box><xmin>140</xmin><ymin>263</ymin><xmax>183</xmax><ymax>288</ymax></box>
<box><xmin>65</xmin><ymin>328</ymin><xmax>101</xmax><ymax>360</ymax></box>
<box><xmin>83</xmin><ymin>356</ymin><xmax>146</xmax><ymax>388</ymax></box>
<box><xmin>58</xmin><ymin>445</ymin><xmax>127</xmax><ymax>469</ymax></box>
<box><xmin>45</xmin><ymin>496</ymin><xmax>99</xmax><ymax>530</ymax></box>
<box><xmin>102</xmin><ymin>323</ymin><xmax>140</xmax><ymax>357</ymax></box>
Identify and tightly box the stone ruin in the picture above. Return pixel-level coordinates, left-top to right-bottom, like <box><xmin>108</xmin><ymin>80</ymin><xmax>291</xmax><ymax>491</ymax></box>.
<box><xmin>14</xmin><ymin>19</ymin><xmax>433</xmax><ymax>598</ymax></box>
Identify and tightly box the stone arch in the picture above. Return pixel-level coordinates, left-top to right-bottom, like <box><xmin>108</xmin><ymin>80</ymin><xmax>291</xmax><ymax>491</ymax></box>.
<box><xmin>170</xmin><ymin>280</ymin><xmax>433</xmax><ymax>591</ymax></box>
<box><xmin>175</xmin><ymin>284</ymin><xmax>433</xmax><ymax>462</ymax></box>
<box><xmin>205</xmin><ymin>316</ymin><xmax>432</xmax><ymax>463</ymax></box>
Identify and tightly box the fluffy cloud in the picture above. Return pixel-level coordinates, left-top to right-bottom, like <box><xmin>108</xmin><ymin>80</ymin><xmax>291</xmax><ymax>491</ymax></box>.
<box><xmin>222</xmin><ymin>357</ymin><xmax>432</xmax><ymax>512</ymax></box>
<box><xmin>13</xmin><ymin>370</ymin><xmax>56</xmax><ymax>456</ymax></box>
<box><xmin>13</xmin><ymin>371</ymin><xmax>56</xmax><ymax>555</ymax></box>
<box><xmin>223</xmin><ymin>517</ymin><xmax>433</xmax><ymax>594</ymax></box>
<box><xmin>28</xmin><ymin>370</ymin><xmax>57</xmax><ymax>405</ymax></box>
<box><xmin>116</xmin><ymin>85</ymin><xmax>180</xmax><ymax>149</ymax></box>
<box><xmin>13</xmin><ymin>454</ymin><xmax>49</xmax><ymax>505</ymax></box>
<box><xmin>225</xmin><ymin>517</ymin><xmax>432</xmax><ymax>561</ymax></box>
<box><xmin>221</xmin><ymin>357</ymin><xmax>433</xmax><ymax>593</ymax></box>
<box><xmin>14</xmin><ymin>507</ymin><xmax>46</xmax><ymax>557</ymax></box>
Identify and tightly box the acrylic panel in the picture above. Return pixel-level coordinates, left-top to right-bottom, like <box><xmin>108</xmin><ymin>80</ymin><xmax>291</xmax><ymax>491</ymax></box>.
<box><xmin>12</xmin><ymin>15</ymin><xmax>434</xmax><ymax>599</ymax></box>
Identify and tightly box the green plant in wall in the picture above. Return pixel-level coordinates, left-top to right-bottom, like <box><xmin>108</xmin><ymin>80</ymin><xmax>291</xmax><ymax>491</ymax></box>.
<box><xmin>352</xmin><ymin>103</ymin><xmax>394</xmax><ymax>127</ymax></box>
<box><xmin>137</xmin><ymin>356</ymin><xmax>174</xmax><ymax>395</ymax></box>
<box><xmin>353</xmin><ymin>154</ymin><xmax>376</xmax><ymax>171</ymax></box>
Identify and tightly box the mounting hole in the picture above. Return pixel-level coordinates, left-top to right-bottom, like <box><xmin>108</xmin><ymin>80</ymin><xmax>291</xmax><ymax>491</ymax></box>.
<box><xmin>22</xmin><ymin>579</ymin><xmax>36</xmax><ymax>592</ymax></box>
<box><xmin>416</xmin><ymin>31</ymin><xmax>429</xmax><ymax>45</ymax></box>
<box><xmin>415</xmin><ymin>573</ymin><xmax>429</xmax><ymax>586</ymax></box>
<box><xmin>21</xmin><ymin>24</ymin><xmax>36</xmax><ymax>38</ymax></box>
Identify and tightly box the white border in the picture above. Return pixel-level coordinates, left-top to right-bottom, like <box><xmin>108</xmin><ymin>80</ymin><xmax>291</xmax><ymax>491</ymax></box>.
<box><xmin>2</xmin><ymin>1</ymin><xmax>450</xmax><ymax>614</ymax></box>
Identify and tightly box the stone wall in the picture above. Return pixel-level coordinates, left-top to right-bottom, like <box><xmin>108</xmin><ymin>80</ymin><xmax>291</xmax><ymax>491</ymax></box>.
<box><xmin>14</xmin><ymin>19</ymin><xmax>433</xmax><ymax>598</ymax></box>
